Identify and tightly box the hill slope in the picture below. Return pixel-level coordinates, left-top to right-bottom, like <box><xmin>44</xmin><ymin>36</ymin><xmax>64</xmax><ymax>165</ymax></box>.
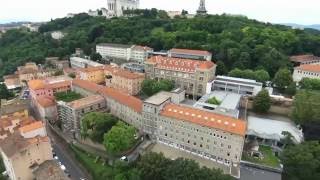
<box><xmin>0</xmin><ymin>10</ymin><xmax>320</xmax><ymax>79</ymax></box>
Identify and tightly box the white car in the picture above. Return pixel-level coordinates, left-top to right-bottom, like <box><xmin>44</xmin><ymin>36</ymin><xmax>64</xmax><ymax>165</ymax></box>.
<box><xmin>120</xmin><ymin>156</ymin><xmax>128</xmax><ymax>161</ymax></box>
<box><xmin>60</xmin><ymin>165</ymin><xmax>66</xmax><ymax>171</ymax></box>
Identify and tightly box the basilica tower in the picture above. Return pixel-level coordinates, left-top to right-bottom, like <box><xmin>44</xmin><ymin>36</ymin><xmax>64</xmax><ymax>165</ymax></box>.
<box><xmin>197</xmin><ymin>0</ymin><xmax>207</xmax><ymax>15</ymax></box>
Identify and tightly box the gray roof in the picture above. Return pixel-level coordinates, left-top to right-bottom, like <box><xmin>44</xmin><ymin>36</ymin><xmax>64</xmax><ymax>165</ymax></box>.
<box><xmin>97</xmin><ymin>43</ymin><xmax>132</xmax><ymax>49</ymax></box>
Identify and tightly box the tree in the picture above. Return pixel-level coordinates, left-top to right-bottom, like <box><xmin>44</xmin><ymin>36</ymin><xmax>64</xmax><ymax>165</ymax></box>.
<box><xmin>137</xmin><ymin>152</ymin><xmax>170</xmax><ymax>180</ymax></box>
<box><xmin>273</xmin><ymin>68</ymin><xmax>293</xmax><ymax>90</ymax></box>
<box><xmin>216</xmin><ymin>61</ymin><xmax>228</xmax><ymax>75</ymax></box>
<box><xmin>90</xmin><ymin>52</ymin><xmax>102</xmax><ymax>61</ymax></box>
<box><xmin>285</xmin><ymin>82</ymin><xmax>297</xmax><ymax>96</ymax></box>
<box><xmin>281</xmin><ymin>131</ymin><xmax>295</xmax><ymax>148</ymax></box>
<box><xmin>281</xmin><ymin>141</ymin><xmax>320</xmax><ymax>180</ymax></box>
<box><xmin>68</xmin><ymin>72</ymin><xmax>76</xmax><ymax>78</ymax></box>
<box><xmin>103</xmin><ymin>121</ymin><xmax>137</xmax><ymax>154</ymax></box>
<box><xmin>253</xmin><ymin>89</ymin><xmax>271</xmax><ymax>113</ymax></box>
<box><xmin>0</xmin><ymin>84</ymin><xmax>14</xmax><ymax>100</ymax></box>
<box><xmin>300</xmin><ymin>78</ymin><xmax>320</xmax><ymax>91</ymax></box>
<box><xmin>142</xmin><ymin>79</ymin><xmax>174</xmax><ymax>96</ymax></box>
<box><xmin>181</xmin><ymin>9</ymin><xmax>189</xmax><ymax>16</ymax></box>
<box><xmin>254</xmin><ymin>69</ymin><xmax>270</xmax><ymax>83</ymax></box>
<box><xmin>81</xmin><ymin>112</ymin><xmax>118</xmax><ymax>143</ymax></box>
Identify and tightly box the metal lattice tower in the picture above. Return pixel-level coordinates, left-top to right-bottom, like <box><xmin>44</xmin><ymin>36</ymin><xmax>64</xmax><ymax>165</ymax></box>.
<box><xmin>197</xmin><ymin>0</ymin><xmax>207</xmax><ymax>15</ymax></box>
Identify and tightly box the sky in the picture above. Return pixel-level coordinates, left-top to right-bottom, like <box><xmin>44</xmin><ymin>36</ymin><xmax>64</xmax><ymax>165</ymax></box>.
<box><xmin>0</xmin><ymin>0</ymin><xmax>319</xmax><ymax>25</ymax></box>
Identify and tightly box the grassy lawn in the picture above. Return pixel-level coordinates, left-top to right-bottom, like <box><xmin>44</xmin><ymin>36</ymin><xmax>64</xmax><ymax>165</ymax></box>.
<box><xmin>242</xmin><ymin>145</ymin><xmax>280</xmax><ymax>168</ymax></box>
<box><xmin>55</xmin><ymin>91</ymin><xmax>83</xmax><ymax>102</ymax></box>
<box><xmin>70</xmin><ymin>144</ymin><xmax>114</xmax><ymax>180</ymax></box>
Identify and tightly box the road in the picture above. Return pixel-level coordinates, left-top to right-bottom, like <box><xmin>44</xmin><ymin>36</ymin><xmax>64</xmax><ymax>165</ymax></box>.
<box><xmin>48</xmin><ymin>126</ymin><xmax>91</xmax><ymax>180</ymax></box>
<box><xmin>240</xmin><ymin>165</ymin><xmax>281</xmax><ymax>180</ymax></box>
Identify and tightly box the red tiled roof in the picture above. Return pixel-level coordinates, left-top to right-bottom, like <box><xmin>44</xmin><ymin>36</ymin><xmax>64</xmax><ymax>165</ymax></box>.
<box><xmin>290</xmin><ymin>54</ymin><xmax>320</xmax><ymax>63</ymax></box>
<box><xmin>297</xmin><ymin>64</ymin><xmax>320</xmax><ymax>73</ymax></box>
<box><xmin>132</xmin><ymin>45</ymin><xmax>153</xmax><ymax>51</ymax></box>
<box><xmin>78</xmin><ymin>67</ymin><xmax>104</xmax><ymax>73</ymax></box>
<box><xmin>146</xmin><ymin>56</ymin><xmax>215</xmax><ymax>73</ymax></box>
<box><xmin>160</xmin><ymin>103</ymin><xmax>247</xmax><ymax>136</ymax></box>
<box><xmin>98</xmin><ymin>87</ymin><xmax>143</xmax><ymax>113</ymax></box>
<box><xmin>72</xmin><ymin>79</ymin><xmax>104</xmax><ymax>93</ymax></box>
<box><xmin>19</xmin><ymin>121</ymin><xmax>44</xmax><ymax>133</ymax></box>
<box><xmin>104</xmin><ymin>65</ymin><xmax>145</xmax><ymax>79</ymax></box>
<box><xmin>37</xmin><ymin>96</ymin><xmax>56</xmax><ymax>108</ymax></box>
<box><xmin>47</xmin><ymin>80</ymin><xmax>71</xmax><ymax>89</ymax></box>
<box><xmin>170</xmin><ymin>48</ymin><xmax>212</xmax><ymax>56</ymax></box>
<box><xmin>28</xmin><ymin>80</ymin><xmax>46</xmax><ymax>90</ymax></box>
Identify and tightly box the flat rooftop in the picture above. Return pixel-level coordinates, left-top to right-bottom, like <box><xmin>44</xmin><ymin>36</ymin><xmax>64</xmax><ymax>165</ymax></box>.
<box><xmin>144</xmin><ymin>92</ymin><xmax>171</xmax><ymax>105</ymax></box>
<box><xmin>195</xmin><ymin>91</ymin><xmax>241</xmax><ymax>110</ymax></box>
<box><xmin>215</xmin><ymin>76</ymin><xmax>263</xmax><ymax>86</ymax></box>
<box><xmin>67</xmin><ymin>95</ymin><xmax>104</xmax><ymax>109</ymax></box>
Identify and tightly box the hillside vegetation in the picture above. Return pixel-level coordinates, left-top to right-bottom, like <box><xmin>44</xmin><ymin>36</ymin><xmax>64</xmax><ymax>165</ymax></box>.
<box><xmin>1</xmin><ymin>9</ymin><xmax>320</xmax><ymax>79</ymax></box>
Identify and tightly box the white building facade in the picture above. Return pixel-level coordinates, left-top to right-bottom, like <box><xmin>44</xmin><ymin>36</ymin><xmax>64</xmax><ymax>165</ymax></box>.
<box><xmin>70</xmin><ymin>57</ymin><xmax>104</xmax><ymax>69</ymax></box>
<box><xmin>293</xmin><ymin>64</ymin><xmax>320</xmax><ymax>82</ymax></box>
<box><xmin>107</xmin><ymin>0</ymin><xmax>140</xmax><ymax>17</ymax></box>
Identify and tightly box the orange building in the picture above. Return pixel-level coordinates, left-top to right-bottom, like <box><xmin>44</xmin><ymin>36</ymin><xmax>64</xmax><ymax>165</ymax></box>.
<box><xmin>79</xmin><ymin>67</ymin><xmax>105</xmax><ymax>84</ymax></box>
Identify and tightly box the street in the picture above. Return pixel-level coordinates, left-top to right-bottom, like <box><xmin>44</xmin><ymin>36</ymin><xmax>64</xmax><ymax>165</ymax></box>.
<box><xmin>48</xmin><ymin>126</ymin><xmax>91</xmax><ymax>180</ymax></box>
<box><xmin>240</xmin><ymin>165</ymin><xmax>281</xmax><ymax>180</ymax></box>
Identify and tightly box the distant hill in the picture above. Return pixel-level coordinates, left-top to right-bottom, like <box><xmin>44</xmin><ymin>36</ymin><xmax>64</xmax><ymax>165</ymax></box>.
<box><xmin>282</xmin><ymin>23</ymin><xmax>320</xmax><ymax>31</ymax></box>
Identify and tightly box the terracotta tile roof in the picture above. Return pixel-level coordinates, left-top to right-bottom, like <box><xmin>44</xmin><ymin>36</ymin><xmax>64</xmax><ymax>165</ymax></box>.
<box><xmin>67</xmin><ymin>95</ymin><xmax>105</xmax><ymax>109</ymax></box>
<box><xmin>146</xmin><ymin>56</ymin><xmax>215</xmax><ymax>73</ymax></box>
<box><xmin>78</xmin><ymin>66</ymin><xmax>104</xmax><ymax>73</ymax></box>
<box><xmin>0</xmin><ymin>131</ymin><xmax>49</xmax><ymax>158</ymax></box>
<box><xmin>98</xmin><ymin>87</ymin><xmax>143</xmax><ymax>113</ymax></box>
<box><xmin>36</xmin><ymin>96</ymin><xmax>56</xmax><ymax>108</ymax></box>
<box><xmin>72</xmin><ymin>79</ymin><xmax>104</xmax><ymax>93</ymax></box>
<box><xmin>170</xmin><ymin>48</ymin><xmax>212</xmax><ymax>56</ymax></box>
<box><xmin>47</xmin><ymin>80</ymin><xmax>71</xmax><ymax>89</ymax></box>
<box><xmin>160</xmin><ymin>103</ymin><xmax>247</xmax><ymax>136</ymax></box>
<box><xmin>3</xmin><ymin>74</ymin><xmax>19</xmax><ymax>79</ymax></box>
<box><xmin>28</xmin><ymin>79</ymin><xmax>46</xmax><ymax>90</ymax></box>
<box><xmin>290</xmin><ymin>54</ymin><xmax>320</xmax><ymax>63</ymax></box>
<box><xmin>19</xmin><ymin>121</ymin><xmax>44</xmax><ymax>133</ymax></box>
<box><xmin>297</xmin><ymin>64</ymin><xmax>320</xmax><ymax>73</ymax></box>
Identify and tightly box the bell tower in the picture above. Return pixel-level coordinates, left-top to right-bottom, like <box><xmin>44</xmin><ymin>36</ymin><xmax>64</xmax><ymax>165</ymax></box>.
<box><xmin>197</xmin><ymin>0</ymin><xmax>207</xmax><ymax>15</ymax></box>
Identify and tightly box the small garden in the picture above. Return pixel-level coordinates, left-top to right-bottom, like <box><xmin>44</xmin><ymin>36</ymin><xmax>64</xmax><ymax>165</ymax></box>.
<box><xmin>55</xmin><ymin>91</ymin><xmax>83</xmax><ymax>102</ymax></box>
<box><xmin>242</xmin><ymin>145</ymin><xmax>281</xmax><ymax>168</ymax></box>
<box><xmin>206</xmin><ymin>96</ymin><xmax>221</xmax><ymax>105</ymax></box>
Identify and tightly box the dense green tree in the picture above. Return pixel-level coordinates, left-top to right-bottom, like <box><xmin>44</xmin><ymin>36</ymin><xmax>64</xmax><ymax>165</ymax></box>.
<box><xmin>254</xmin><ymin>69</ymin><xmax>270</xmax><ymax>83</ymax></box>
<box><xmin>137</xmin><ymin>152</ymin><xmax>170</xmax><ymax>180</ymax></box>
<box><xmin>281</xmin><ymin>141</ymin><xmax>320</xmax><ymax>180</ymax></box>
<box><xmin>0</xmin><ymin>83</ymin><xmax>14</xmax><ymax>100</ymax></box>
<box><xmin>291</xmin><ymin>90</ymin><xmax>320</xmax><ymax>125</ymax></box>
<box><xmin>141</xmin><ymin>79</ymin><xmax>174</xmax><ymax>96</ymax></box>
<box><xmin>253</xmin><ymin>89</ymin><xmax>271</xmax><ymax>113</ymax></box>
<box><xmin>81</xmin><ymin>112</ymin><xmax>118</xmax><ymax>143</ymax></box>
<box><xmin>273</xmin><ymin>68</ymin><xmax>293</xmax><ymax>90</ymax></box>
<box><xmin>68</xmin><ymin>72</ymin><xmax>76</xmax><ymax>78</ymax></box>
<box><xmin>90</xmin><ymin>52</ymin><xmax>102</xmax><ymax>61</ymax></box>
<box><xmin>285</xmin><ymin>82</ymin><xmax>297</xmax><ymax>96</ymax></box>
<box><xmin>300</xmin><ymin>78</ymin><xmax>320</xmax><ymax>91</ymax></box>
<box><xmin>216</xmin><ymin>61</ymin><xmax>228</xmax><ymax>75</ymax></box>
<box><xmin>103</xmin><ymin>121</ymin><xmax>137</xmax><ymax>154</ymax></box>
<box><xmin>228</xmin><ymin>68</ymin><xmax>270</xmax><ymax>83</ymax></box>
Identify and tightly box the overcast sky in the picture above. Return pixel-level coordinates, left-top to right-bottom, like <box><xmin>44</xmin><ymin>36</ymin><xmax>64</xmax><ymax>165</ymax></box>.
<box><xmin>0</xmin><ymin>0</ymin><xmax>319</xmax><ymax>25</ymax></box>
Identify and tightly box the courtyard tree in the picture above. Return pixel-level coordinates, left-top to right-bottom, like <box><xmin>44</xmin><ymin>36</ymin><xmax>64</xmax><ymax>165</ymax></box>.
<box><xmin>281</xmin><ymin>141</ymin><xmax>320</xmax><ymax>180</ymax></box>
<box><xmin>137</xmin><ymin>152</ymin><xmax>170</xmax><ymax>180</ymax></box>
<box><xmin>0</xmin><ymin>84</ymin><xmax>14</xmax><ymax>100</ymax></box>
<box><xmin>142</xmin><ymin>79</ymin><xmax>174</xmax><ymax>96</ymax></box>
<box><xmin>103</xmin><ymin>121</ymin><xmax>137</xmax><ymax>154</ymax></box>
<box><xmin>273</xmin><ymin>68</ymin><xmax>293</xmax><ymax>90</ymax></box>
<box><xmin>81</xmin><ymin>112</ymin><xmax>118</xmax><ymax>143</ymax></box>
<box><xmin>253</xmin><ymin>89</ymin><xmax>271</xmax><ymax>113</ymax></box>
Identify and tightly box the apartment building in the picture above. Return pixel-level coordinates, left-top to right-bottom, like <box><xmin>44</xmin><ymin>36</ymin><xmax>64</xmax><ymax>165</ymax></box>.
<box><xmin>96</xmin><ymin>43</ymin><xmax>153</xmax><ymax>63</ymax></box>
<box><xmin>145</xmin><ymin>56</ymin><xmax>216</xmax><ymax>99</ymax></box>
<box><xmin>15</xmin><ymin>63</ymin><xmax>56</xmax><ymax>85</ymax></box>
<box><xmin>210</xmin><ymin>76</ymin><xmax>263</xmax><ymax>96</ymax></box>
<box><xmin>0</xmin><ymin>121</ymin><xmax>53</xmax><ymax>180</ymax></box>
<box><xmin>168</xmin><ymin>48</ymin><xmax>212</xmax><ymax>61</ymax></box>
<box><xmin>293</xmin><ymin>64</ymin><xmax>320</xmax><ymax>82</ymax></box>
<box><xmin>70</xmin><ymin>57</ymin><xmax>104</xmax><ymax>69</ymax></box>
<box><xmin>0</xmin><ymin>99</ymin><xmax>29</xmax><ymax>118</ymax></box>
<box><xmin>34</xmin><ymin>96</ymin><xmax>57</xmax><ymax>121</ymax></box>
<box><xmin>290</xmin><ymin>54</ymin><xmax>320</xmax><ymax>67</ymax></box>
<box><xmin>79</xmin><ymin>67</ymin><xmax>105</xmax><ymax>84</ymax></box>
<box><xmin>57</xmin><ymin>95</ymin><xmax>106</xmax><ymax>138</ymax></box>
<box><xmin>96</xmin><ymin>43</ymin><xmax>132</xmax><ymax>60</ymax></box>
<box><xmin>0</xmin><ymin>116</ymin><xmax>35</xmax><ymax>140</ymax></box>
<box><xmin>104</xmin><ymin>65</ymin><xmax>145</xmax><ymax>95</ymax></box>
<box><xmin>28</xmin><ymin>78</ymin><xmax>72</xmax><ymax>99</ymax></box>
<box><xmin>3</xmin><ymin>74</ymin><xmax>21</xmax><ymax>90</ymax></box>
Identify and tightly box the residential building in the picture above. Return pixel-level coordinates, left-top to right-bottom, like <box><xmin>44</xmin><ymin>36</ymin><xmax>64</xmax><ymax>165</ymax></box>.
<box><xmin>210</xmin><ymin>76</ymin><xmax>263</xmax><ymax>96</ymax></box>
<box><xmin>3</xmin><ymin>74</ymin><xmax>21</xmax><ymax>90</ymax></box>
<box><xmin>0</xmin><ymin>99</ymin><xmax>29</xmax><ymax>118</ymax></box>
<box><xmin>28</xmin><ymin>79</ymin><xmax>53</xmax><ymax>100</ymax></box>
<box><xmin>107</xmin><ymin>0</ymin><xmax>140</xmax><ymax>17</ymax></box>
<box><xmin>45</xmin><ymin>57</ymin><xmax>70</xmax><ymax>69</ymax></box>
<box><xmin>96</xmin><ymin>43</ymin><xmax>133</xmax><ymax>60</ymax></box>
<box><xmin>0</xmin><ymin>121</ymin><xmax>52</xmax><ymax>180</ymax></box>
<box><xmin>293</xmin><ymin>64</ymin><xmax>320</xmax><ymax>82</ymax></box>
<box><xmin>34</xmin><ymin>96</ymin><xmax>57</xmax><ymax>122</ymax></box>
<box><xmin>123</xmin><ymin>63</ymin><xmax>145</xmax><ymax>73</ymax></box>
<box><xmin>33</xmin><ymin>160</ymin><xmax>70</xmax><ymax>180</ymax></box>
<box><xmin>57</xmin><ymin>79</ymin><xmax>246</xmax><ymax>177</ymax></box>
<box><xmin>104</xmin><ymin>65</ymin><xmax>145</xmax><ymax>95</ymax></box>
<box><xmin>96</xmin><ymin>43</ymin><xmax>153</xmax><ymax>63</ymax></box>
<box><xmin>290</xmin><ymin>54</ymin><xmax>320</xmax><ymax>67</ymax></box>
<box><xmin>193</xmin><ymin>91</ymin><xmax>242</xmax><ymax>118</ymax></box>
<box><xmin>70</xmin><ymin>57</ymin><xmax>104</xmax><ymax>69</ymax></box>
<box><xmin>145</xmin><ymin>56</ymin><xmax>216</xmax><ymax>99</ymax></box>
<box><xmin>79</xmin><ymin>67</ymin><xmax>105</xmax><ymax>84</ymax></box>
<box><xmin>130</xmin><ymin>45</ymin><xmax>154</xmax><ymax>63</ymax></box>
<box><xmin>168</xmin><ymin>48</ymin><xmax>212</xmax><ymax>61</ymax></box>
<box><xmin>0</xmin><ymin>116</ymin><xmax>35</xmax><ymax>140</ymax></box>
<box><xmin>57</xmin><ymin>95</ymin><xmax>106</xmax><ymax>138</ymax></box>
